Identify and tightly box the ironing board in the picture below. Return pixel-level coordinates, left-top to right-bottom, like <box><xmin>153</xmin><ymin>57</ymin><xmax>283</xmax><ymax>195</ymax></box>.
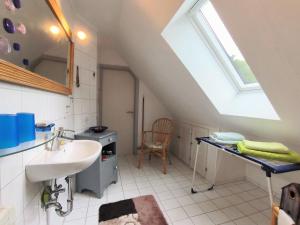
<box><xmin>191</xmin><ymin>137</ymin><xmax>300</xmax><ymax>206</ymax></box>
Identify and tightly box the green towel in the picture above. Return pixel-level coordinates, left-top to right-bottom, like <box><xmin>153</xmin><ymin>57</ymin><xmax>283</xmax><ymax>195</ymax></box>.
<box><xmin>237</xmin><ymin>142</ymin><xmax>300</xmax><ymax>163</ymax></box>
<box><xmin>242</xmin><ymin>140</ymin><xmax>289</xmax><ymax>154</ymax></box>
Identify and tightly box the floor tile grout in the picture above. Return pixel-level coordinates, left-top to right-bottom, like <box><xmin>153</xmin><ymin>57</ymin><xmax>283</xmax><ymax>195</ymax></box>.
<box><xmin>59</xmin><ymin>154</ymin><xmax>273</xmax><ymax>225</ymax></box>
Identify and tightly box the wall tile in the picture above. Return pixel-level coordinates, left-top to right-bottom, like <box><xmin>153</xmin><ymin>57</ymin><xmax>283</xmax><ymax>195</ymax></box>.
<box><xmin>24</xmin><ymin>195</ymin><xmax>40</xmax><ymax>225</ymax></box>
<box><xmin>1</xmin><ymin>173</ymin><xmax>24</xmax><ymax>220</ymax></box>
<box><xmin>81</xmin><ymin>100</ymin><xmax>90</xmax><ymax>114</ymax></box>
<box><xmin>0</xmin><ymin>88</ymin><xmax>22</xmax><ymax>113</ymax></box>
<box><xmin>22</xmin><ymin>172</ymin><xmax>42</xmax><ymax>208</ymax></box>
<box><xmin>0</xmin><ymin>153</ymin><xmax>23</xmax><ymax>188</ymax></box>
<box><xmin>21</xmin><ymin>90</ymin><xmax>47</xmax><ymax>122</ymax></box>
<box><xmin>74</xmin><ymin>99</ymin><xmax>83</xmax><ymax>115</ymax></box>
<box><xmin>90</xmin><ymin>100</ymin><xmax>97</xmax><ymax>113</ymax></box>
<box><xmin>78</xmin><ymin>68</ymin><xmax>91</xmax><ymax>85</ymax></box>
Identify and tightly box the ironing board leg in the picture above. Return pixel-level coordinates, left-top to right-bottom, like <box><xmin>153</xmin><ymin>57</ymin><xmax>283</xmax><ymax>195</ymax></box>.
<box><xmin>191</xmin><ymin>143</ymin><xmax>200</xmax><ymax>193</ymax></box>
<box><xmin>191</xmin><ymin>141</ymin><xmax>214</xmax><ymax>193</ymax></box>
<box><xmin>266</xmin><ymin>171</ymin><xmax>274</xmax><ymax>207</ymax></box>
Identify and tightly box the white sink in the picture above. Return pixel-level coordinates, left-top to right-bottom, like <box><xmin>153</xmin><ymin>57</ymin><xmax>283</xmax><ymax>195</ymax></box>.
<box><xmin>26</xmin><ymin>140</ymin><xmax>102</xmax><ymax>182</ymax></box>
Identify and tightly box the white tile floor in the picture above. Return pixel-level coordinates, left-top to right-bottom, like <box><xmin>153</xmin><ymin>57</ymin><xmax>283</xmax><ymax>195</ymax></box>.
<box><xmin>62</xmin><ymin>155</ymin><xmax>277</xmax><ymax>225</ymax></box>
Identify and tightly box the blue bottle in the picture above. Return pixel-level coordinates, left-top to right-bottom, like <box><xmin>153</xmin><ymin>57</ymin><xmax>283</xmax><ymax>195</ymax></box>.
<box><xmin>16</xmin><ymin>113</ymin><xmax>36</xmax><ymax>143</ymax></box>
<box><xmin>0</xmin><ymin>114</ymin><xmax>18</xmax><ymax>149</ymax></box>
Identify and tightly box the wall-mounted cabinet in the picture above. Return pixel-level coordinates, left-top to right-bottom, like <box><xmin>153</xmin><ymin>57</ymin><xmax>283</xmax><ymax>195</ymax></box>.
<box><xmin>171</xmin><ymin>122</ymin><xmax>246</xmax><ymax>184</ymax></box>
<box><xmin>179</xmin><ymin>123</ymin><xmax>192</xmax><ymax>164</ymax></box>
<box><xmin>172</xmin><ymin>122</ymin><xmax>208</xmax><ymax>177</ymax></box>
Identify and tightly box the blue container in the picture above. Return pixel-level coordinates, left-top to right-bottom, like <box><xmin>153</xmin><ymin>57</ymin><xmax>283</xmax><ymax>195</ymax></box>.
<box><xmin>35</xmin><ymin>123</ymin><xmax>55</xmax><ymax>132</ymax></box>
<box><xmin>0</xmin><ymin>114</ymin><xmax>18</xmax><ymax>149</ymax></box>
<box><xmin>16</xmin><ymin>113</ymin><xmax>35</xmax><ymax>143</ymax></box>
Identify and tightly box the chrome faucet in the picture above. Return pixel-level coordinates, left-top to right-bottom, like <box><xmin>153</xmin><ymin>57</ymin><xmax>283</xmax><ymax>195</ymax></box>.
<box><xmin>47</xmin><ymin>127</ymin><xmax>75</xmax><ymax>151</ymax></box>
<box><xmin>57</xmin><ymin>127</ymin><xmax>75</xmax><ymax>140</ymax></box>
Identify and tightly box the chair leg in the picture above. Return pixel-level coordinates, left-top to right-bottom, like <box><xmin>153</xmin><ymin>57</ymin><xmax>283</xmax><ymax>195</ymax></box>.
<box><xmin>271</xmin><ymin>213</ymin><xmax>276</xmax><ymax>225</ymax></box>
<box><xmin>162</xmin><ymin>157</ymin><xmax>167</xmax><ymax>174</ymax></box>
<box><xmin>138</xmin><ymin>149</ymin><xmax>144</xmax><ymax>169</ymax></box>
<box><xmin>162</xmin><ymin>149</ymin><xmax>167</xmax><ymax>174</ymax></box>
<box><xmin>271</xmin><ymin>205</ymin><xmax>279</xmax><ymax>225</ymax></box>
<box><xmin>149</xmin><ymin>152</ymin><xmax>152</xmax><ymax>161</ymax></box>
<box><xmin>167</xmin><ymin>151</ymin><xmax>172</xmax><ymax>165</ymax></box>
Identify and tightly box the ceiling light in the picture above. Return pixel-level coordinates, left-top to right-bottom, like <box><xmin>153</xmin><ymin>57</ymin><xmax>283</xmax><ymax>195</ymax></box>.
<box><xmin>50</xmin><ymin>25</ymin><xmax>60</xmax><ymax>35</ymax></box>
<box><xmin>77</xmin><ymin>31</ymin><xmax>87</xmax><ymax>40</ymax></box>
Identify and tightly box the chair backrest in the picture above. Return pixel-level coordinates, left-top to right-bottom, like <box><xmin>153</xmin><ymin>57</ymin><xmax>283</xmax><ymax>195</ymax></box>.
<box><xmin>152</xmin><ymin>118</ymin><xmax>173</xmax><ymax>145</ymax></box>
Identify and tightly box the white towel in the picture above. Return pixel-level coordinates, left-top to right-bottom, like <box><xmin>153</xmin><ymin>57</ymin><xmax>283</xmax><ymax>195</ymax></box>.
<box><xmin>278</xmin><ymin>209</ymin><xmax>295</xmax><ymax>225</ymax></box>
<box><xmin>212</xmin><ymin>132</ymin><xmax>245</xmax><ymax>141</ymax></box>
<box><xmin>209</xmin><ymin>135</ymin><xmax>239</xmax><ymax>145</ymax></box>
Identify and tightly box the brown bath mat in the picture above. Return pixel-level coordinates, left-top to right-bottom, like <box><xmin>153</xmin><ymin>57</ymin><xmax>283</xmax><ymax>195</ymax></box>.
<box><xmin>99</xmin><ymin>195</ymin><xmax>168</xmax><ymax>225</ymax></box>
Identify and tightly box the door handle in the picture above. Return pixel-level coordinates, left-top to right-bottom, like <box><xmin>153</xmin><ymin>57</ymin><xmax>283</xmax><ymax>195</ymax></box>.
<box><xmin>126</xmin><ymin>111</ymin><xmax>134</xmax><ymax>114</ymax></box>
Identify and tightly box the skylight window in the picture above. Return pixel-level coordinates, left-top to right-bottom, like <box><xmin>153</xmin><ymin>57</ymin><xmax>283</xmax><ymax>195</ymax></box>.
<box><xmin>162</xmin><ymin>0</ymin><xmax>280</xmax><ymax>120</ymax></box>
<box><xmin>194</xmin><ymin>0</ymin><xmax>259</xmax><ymax>90</ymax></box>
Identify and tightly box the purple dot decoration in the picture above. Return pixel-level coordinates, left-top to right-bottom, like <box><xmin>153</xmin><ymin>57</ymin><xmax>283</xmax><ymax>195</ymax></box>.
<box><xmin>3</xmin><ymin>18</ymin><xmax>15</xmax><ymax>34</ymax></box>
<box><xmin>13</xmin><ymin>42</ymin><xmax>20</xmax><ymax>51</ymax></box>
<box><xmin>12</xmin><ymin>0</ymin><xmax>21</xmax><ymax>9</ymax></box>
<box><xmin>22</xmin><ymin>58</ymin><xmax>29</xmax><ymax>66</ymax></box>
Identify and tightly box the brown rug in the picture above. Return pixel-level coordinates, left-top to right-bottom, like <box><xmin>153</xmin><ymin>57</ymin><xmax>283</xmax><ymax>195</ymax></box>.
<box><xmin>99</xmin><ymin>195</ymin><xmax>168</xmax><ymax>225</ymax></box>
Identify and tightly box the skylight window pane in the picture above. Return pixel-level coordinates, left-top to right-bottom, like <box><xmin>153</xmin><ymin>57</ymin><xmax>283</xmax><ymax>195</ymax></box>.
<box><xmin>200</xmin><ymin>1</ymin><xmax>257</xmax><ymax>85</ymax></box>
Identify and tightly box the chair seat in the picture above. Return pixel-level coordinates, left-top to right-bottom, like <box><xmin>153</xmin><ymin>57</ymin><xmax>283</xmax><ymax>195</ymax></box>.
<box><xmin>145</xmin><ymin>142</ymin><xmax>163</xmax><ymax>150</ymax></box>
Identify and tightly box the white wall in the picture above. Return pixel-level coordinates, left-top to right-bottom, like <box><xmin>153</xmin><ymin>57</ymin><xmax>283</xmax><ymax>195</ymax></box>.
<box><xmin>137</xmin><ymin>81</ymin><xmax>172</xmax><ymax>146</ymax></box>
<box><xmin>0</xmin><ymin>3</ymin><xmax>98</xmax><ymax>225</ymax></box>
<box><xmin>99</xmin><ymin>46</ymin><xmax>128</xmax><ymax>67</ymax></box>
<box><xmin>98</xmin><ymin>36</ymin><xmax>128</xmax><ymax>66</ymax></box>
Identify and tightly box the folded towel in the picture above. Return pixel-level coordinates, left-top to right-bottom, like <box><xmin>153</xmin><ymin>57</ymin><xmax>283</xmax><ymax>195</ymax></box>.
<box><xmin>242</xmin><ymin>140</ymin><xmax>289</xmax><ymax>154</ymax></box>
<box><xmin>212</xmin><ymin>132</ymin><xmax>245</xmax><ymax>141</ymax></box>
<box><xmin>237</xmin><ymin>142</ymin><xmax>300</xmax><ymax>163</ymax></box>
<box><xmin>278</xmin><ymin>209</ymin><xmax>295</xmax><ymax>225</ymax></box>
<box><xmin>209</xmin><ymin>135</ymin><xmax>239</xmax><ymax>145</ymax></box>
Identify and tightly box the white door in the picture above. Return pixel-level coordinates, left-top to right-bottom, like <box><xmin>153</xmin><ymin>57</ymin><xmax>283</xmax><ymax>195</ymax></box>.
<box><xmin>170</xmin><ymin>122</ymin><xmax>180</xmax><ymax>157</ymax></box>
<box><xmin>102</xmin><ymin>69</ymin><xmax>134</xmax><ymax>155</ymax></box>
<box><xmin>190</xmin><ymin>126</ymin><xmax>209</xmax><ymax>177</ymax></box>
<box><xmin>179</xmin><ymin>124</ymin><xmax>192</xmax><ymax>164</ymax></box>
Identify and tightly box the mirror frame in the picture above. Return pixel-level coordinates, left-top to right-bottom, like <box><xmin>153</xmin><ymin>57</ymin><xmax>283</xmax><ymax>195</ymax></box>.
<box><xmin>0</xmin><ymin>0</ymin><xmax>74</xmax><ymax>95</ymax></box>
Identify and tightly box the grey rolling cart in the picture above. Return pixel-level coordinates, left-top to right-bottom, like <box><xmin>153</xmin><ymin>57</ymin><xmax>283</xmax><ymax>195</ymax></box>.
<box><xmin>75</xmin><ymin>130</ymin><xmax>118</xmax><ymax>198</ymax></box>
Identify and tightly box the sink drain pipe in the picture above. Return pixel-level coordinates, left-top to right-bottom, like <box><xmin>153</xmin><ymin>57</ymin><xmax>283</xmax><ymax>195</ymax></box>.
<box><xmin>43</xmin><ymin>176</ymin><xmax>73</xmax><ymax>218</ymax></box>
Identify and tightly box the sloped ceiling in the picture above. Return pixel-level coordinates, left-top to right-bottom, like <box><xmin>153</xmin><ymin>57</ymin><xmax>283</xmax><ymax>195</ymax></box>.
<box><xmin>69</xmin><ymin>0</ymin><xmax>121</xmax><ymax>36</ymax></box>
<box><xmin>71</xmin><ymin>0</ymin><xmax>300</xmax><ymax>148</ymax></box>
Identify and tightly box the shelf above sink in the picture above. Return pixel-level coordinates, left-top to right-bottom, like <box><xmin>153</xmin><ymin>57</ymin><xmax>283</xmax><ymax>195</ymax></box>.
<box><xmin>0</xmin><ymin>132</ymin><xmax>55</xmax><ymax>158</ymax></box>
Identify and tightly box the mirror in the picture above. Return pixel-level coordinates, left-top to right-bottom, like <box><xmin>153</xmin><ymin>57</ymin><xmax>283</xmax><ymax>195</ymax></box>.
<box><xmin>0</xmin><ymin>0</ymin><xmax>74</xmax><ymax>95</ymax></box>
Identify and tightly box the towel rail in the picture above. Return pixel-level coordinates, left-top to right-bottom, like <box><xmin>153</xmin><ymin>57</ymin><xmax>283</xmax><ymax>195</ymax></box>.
<box><xmin>191</xmin><ymin>137</ymin><xmax>300</xmax><ymax>207</ymax></box>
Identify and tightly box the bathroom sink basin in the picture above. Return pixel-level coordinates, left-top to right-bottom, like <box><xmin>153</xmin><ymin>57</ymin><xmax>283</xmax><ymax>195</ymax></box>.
<box><xmin>25</xmin><ymin>140</ymin><xmax>102</xmax><ymax>182</ymax></box>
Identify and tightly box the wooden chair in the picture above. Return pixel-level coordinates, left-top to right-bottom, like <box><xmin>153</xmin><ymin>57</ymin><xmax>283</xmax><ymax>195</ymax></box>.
<box><xmin>271</xmin><ymin>204</ymin><xmax>279</xmax><ymax>225</ymax></box>
<box><xmin>271</xmin><ymin>204</ymin><xmax>297</xmax><ymax>225</ymax></box>
<box><xmin>137</xmin><ymin>118</ymin><xmax>173</xmax><ymax>174</ymax></box>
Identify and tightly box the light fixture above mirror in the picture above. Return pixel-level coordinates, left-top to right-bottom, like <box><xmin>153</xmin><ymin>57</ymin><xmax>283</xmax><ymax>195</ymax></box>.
<box><xmin>50</xmin><ymin>25</ymin><xmax>60</xmax><ymax>35</ymax></box>
<box><xmin>77</xmin><ymin>31</ymin><xmax>87</xmax><ymax>40</ymax></box>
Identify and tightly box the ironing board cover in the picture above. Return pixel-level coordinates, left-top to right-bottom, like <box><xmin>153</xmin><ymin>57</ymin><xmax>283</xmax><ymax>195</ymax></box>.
<box><xmin>196</xmin><ymin>137</ymin><xmax>300</xmax><ymax>174</ymax></box>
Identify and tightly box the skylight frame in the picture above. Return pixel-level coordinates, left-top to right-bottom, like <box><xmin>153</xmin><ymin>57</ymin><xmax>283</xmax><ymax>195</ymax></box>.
<box><xmin>189</xmin><ymin>0</ymin><xmax>261</xmax><ymax>91</ymax></box>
